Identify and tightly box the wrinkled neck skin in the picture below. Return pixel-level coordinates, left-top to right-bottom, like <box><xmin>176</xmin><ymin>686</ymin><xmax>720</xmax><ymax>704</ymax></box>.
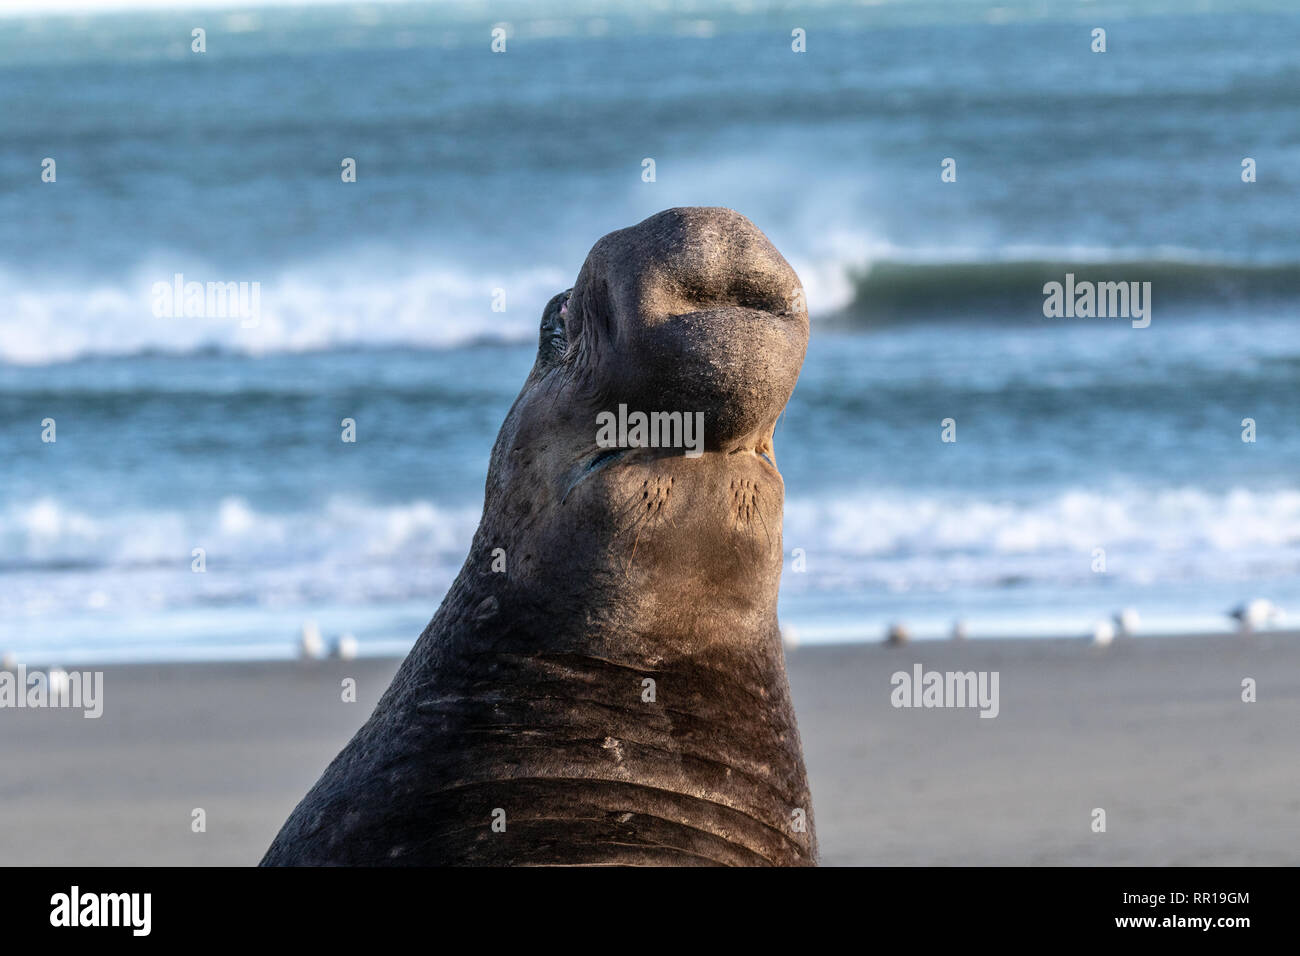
<box><xmin>372</xmin><ymin>347</ymin><xmax>813</xmax><ymax>866</ymax></box>
<box><xmin>262</xmin><ymin>208</ymin><xmax>815</xmax><ymax>867</ymax></box>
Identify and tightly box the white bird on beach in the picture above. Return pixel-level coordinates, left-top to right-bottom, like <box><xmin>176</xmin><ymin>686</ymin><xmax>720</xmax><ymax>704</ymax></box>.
<box><xmin>1</xmin><ymin>651</ymin><xmax>15</xmax><ymax>671</ymax></box>
<box><xmin>1228</xmin><ymin>599</ymin><xmax>1283</xmax><ymax>633</ymax></box>
<box><xmin>1090</xmin><ymin>620</ymin><xmax>1115</xmax><ymax>647</ymax></box>
<box><xmin>1114</xmin><ymin>608</ymin><xmax>1140</xmax><ymax>638</ymax></box>
<box><xmin>333</xmin><ymin>633</ymin><xmax>359</xmax><ymax>661</ymax></box>
<box><xmin>951</xmin><ymin>618</ymin><xmax>969</xmax><ymax>641</ymax></box>
<box><xmin>299</xmin><ymin>620</ymin><xmax>326</xmax><ymax>659</ymax></box>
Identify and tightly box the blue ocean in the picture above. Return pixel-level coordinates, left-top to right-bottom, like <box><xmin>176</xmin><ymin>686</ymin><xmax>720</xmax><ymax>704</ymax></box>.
<box><xmin>2</xmin><ymin>0</ymin><xmax>1298</xmax><ymax>662</ymax></box>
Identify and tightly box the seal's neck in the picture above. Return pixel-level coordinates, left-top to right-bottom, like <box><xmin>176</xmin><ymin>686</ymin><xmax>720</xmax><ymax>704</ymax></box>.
<box><xmin>392</xmin><ymin>554</ymin><xmax>814</xmax><ymax>865</ymax></box>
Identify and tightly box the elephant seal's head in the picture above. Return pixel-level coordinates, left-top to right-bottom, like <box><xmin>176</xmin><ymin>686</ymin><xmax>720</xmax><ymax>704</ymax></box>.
<box><xmin>479</xmin><ymin>207</ymin><xmax>809</xmax><ymax>651</ymax></box>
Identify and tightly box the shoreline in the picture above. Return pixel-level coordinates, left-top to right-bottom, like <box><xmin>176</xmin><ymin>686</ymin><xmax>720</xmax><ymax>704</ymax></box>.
<box><xmin>3</xmin><ymin>627</ymin><xmax>1295</xmax><ymax>671</ymax></box>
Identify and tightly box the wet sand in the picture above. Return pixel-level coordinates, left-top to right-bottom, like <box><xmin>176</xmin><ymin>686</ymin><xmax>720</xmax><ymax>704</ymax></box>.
<box><xmin>1</xmin><ymin>632</ymin><xmax>1296</xmax><ymax>866</ymax></box>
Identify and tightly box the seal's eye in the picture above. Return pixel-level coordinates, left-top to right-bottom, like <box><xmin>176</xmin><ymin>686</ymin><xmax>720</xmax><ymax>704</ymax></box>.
<box><xmin>537</xmin><ymin>289</ymin><xmax>572</xmax><ymax>364</ymax></box>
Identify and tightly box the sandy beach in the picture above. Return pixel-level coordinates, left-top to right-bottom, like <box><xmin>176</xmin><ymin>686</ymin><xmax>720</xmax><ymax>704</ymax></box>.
<box><xmin>2</xmin><ymin>632</ymin><xmax>1296</xmax><ymax>866</ymax></box>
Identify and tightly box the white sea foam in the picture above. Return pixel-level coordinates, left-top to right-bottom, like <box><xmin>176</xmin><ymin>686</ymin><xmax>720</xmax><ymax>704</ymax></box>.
<box><xmin>783</xmin><ymin>485</ymin><xmax>1300</xmax><ymax>588</ymax></box>
<box><xmin>2</xmin><ymin>239</ymin><xmax>1243</xmax><ymax>366</ymax></box>
<box><xmin>3</xmin><ymin>486</ymin><xmax>1299</xmax><ymax>617</ymax></box>
<box><xmin>0</xmin><ymin>262</ymin><xmax>568</xmax><ymax>366</ymax></box>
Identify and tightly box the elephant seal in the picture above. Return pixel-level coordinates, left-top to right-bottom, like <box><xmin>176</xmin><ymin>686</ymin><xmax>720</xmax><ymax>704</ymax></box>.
<box><xmin>262</xmin><ymin>207</ymin><xmax>815</xmax><ymax>866</ymax></box>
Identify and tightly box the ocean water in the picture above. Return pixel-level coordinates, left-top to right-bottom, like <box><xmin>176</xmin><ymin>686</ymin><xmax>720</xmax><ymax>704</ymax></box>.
<box><xmin>2</xmin><ymin>0</ymin><xmax>1298</xmax><ymax>662</ymax></box>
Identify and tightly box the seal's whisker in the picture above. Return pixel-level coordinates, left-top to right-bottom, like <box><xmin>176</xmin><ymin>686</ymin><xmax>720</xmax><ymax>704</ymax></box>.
<box><xmin>609</xmin><ymin>489</ymin><xmax>653</xmax><ymax>529</ymax></box>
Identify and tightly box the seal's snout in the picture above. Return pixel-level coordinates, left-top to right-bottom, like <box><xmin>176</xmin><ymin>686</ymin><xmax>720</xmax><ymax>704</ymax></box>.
<box><xmin>571</xmin><ymin>207</ymin><xmax>809</xmax><ymax>451</ymax></box>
